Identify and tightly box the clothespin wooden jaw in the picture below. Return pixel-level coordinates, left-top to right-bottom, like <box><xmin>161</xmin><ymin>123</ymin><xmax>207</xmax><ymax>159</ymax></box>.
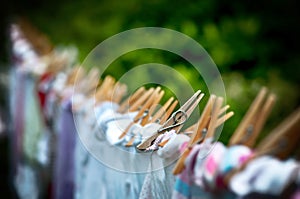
<box><xmin>111</xmin><ymin>82</ymin><xmax>128</xmax><ymax>104</ymax></box>
<box><xmin>80</xmin><ymin>68</ymin><xmax>100</xmax><ymax>96</ymax></box>
<box><xmin>188</xmin><ymin>95</ymin><xmax>233</xmax><ymax>146</ymax></box>
<box><xmin>160</xmin><ymin>100</ymin><xmax>178</xmax><ymax>124</ymax></box>
<box><xmin>125</xmin><ymin>89</ymin><xmax>165</xmax><ymax>146</ymax></box>
<box><xmin>229</xmin><ymin>87</ymin><xmax>276</xmax><ymax>148</ymax></box>
<box><xmin>42</xmin><ymin>52</ymin><xmax>67</xmax><ymax>75</ymax></box>
<box><xmin>66</xmin><ymin>66</ymin><xmax>85</xmax><ymax>87</ymax></box>
<box><xmin>255</xmin><ymin>107</ymin><xmax>300</xmax><ymax>159</ymax></box>
<box><xmin>187</xmin><ymin>95</ymin><xmax>216</xmax><ymax>145</ymax></box>
<box><xmin>118</xmin><ymin>87</ymin><xmax>146</xmax><ymax>113</ymax></box>
<box><xmin>149</xmin><ymin>97</ymin><xmax>174</xmax><ymax>124</ymax></box>
<box><xmin>140</xmin><ymin>90</ymin><xmax>165</xmax><ymax>126</ymax></box>
<box><xmin>118</xmin><ymin>87</ymin><xmax>162</xmax><ymax>140</ymax></box>
<box><xmin>95</xmin><ymin>75</ymin><xmax>116</xmax><ymax>103</ymax></box>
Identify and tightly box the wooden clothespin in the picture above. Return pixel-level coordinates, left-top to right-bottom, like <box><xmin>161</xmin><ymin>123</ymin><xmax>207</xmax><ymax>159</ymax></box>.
<box><xmin>159</xmin><ymin>99</ymin><xmax>179</xmax><ymax>124</ymax></box>
<box><xmin>103</xmin><ymin>77</ymin><xmax>117</xmax><ymax>102</ymax></box>
<box><xmin>66</xmin><ymin>66</ymin><xmax>85</xmax><ymax>86</ymax></box>
<box><xmin>255</xmin><ymin>107</ymin><xmax>300</xmax><ymax>159</ymax></box>
<box><xmin>183</xmin><ymin>122</ymin><xmax>198</xmax><ymax>133</ymax></box>
<box><xmin>111</xmin><ymin>82</ymin><xmax>128</xmax><ymax>104</ymax></box>
<box><xmin>128</xmin><ymin>88</ymin><xmax>155</xmax><ymax>112</ymax></box>
<box><xmin>125</xmin><ymin>95</ymin><xmax>175</xmax><ymax>147</ymax></box>
<box><xmin>172</xmin><ymin>95</ymin><xmax>234</xmax><ymax>175</ymax></box>
<box><xmin>95</xmin><ymin>75</ymin><xmax>115</xmax><ymax>103</ymax></box>
<box><xmin>80</xmin><ymin>68</ymin><xmax>100</xmax><ymax>95</ymax></box>
<box><xmin>149</xmin><ymin>97</ymin><xmax>175</xmax><ymax>124</ymax></box>
<box><xmin>229</xmin><ymin>87</ymin><xmax>276</xmax><ymax>148</ymax></box>
<box><xmin>45</xmin><ymin>52</ymin><xmax>68</xmax><ymax>75</ymax></box>
<box><xmin>188</xmin><ymin>96</ymin><xmax>233</xmax><ymax>144</ymax></box>
<box><xmin>222</xmin><ymin>87</ymin><xmax>276</xmax><ymax>185</ymax></box>
<box><xmin>182</xmin><ymin>105</ymin><xmax>232</xmax><ymax>134</ymax></box>
<box><xmin>215</xmin><ymin>105</ymin><xmax>234</xmax><ymax>129</ymax></box>
<box><xmin>118</xmin><ymin>87</ymin><xmax>146</xmax><ymax>113</ymax></box>
<box><xmin>136</xmin><ymin>90</ymin><xmax>204</xmax><ymax>151</ymax></box>
<box><xmin>125</xmin><ymin>90</ymin><xmax>165</xmax><ymax>146</ymax></box>
<box><xmin>119</xmin><ymin>87</ymin><xmax>161</xmax><ymax>140</ymax></box>
<box><xmin>140</xmin><ymin>90</ymin><xmax>165</xmax><ymax>126</ymax></box>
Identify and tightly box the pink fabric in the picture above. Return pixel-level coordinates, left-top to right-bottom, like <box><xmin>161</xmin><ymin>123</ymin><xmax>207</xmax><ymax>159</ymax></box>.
<box><xmin>202</xmin><ymin>142</ymin><xmax>227</xmax><ymax>190</ymax></box>
<box><xmin>292</xmin><ymin>190</ymin><xmax>300</xmax><ymax>199</ymax></box>
<box><xmin>178</xmin><ymin>145</ymin><xmax>202</xmax><ymax>183</ymax></box>
<box><xmin>205</xmin><ymin>156</ymin><xmax>217</xmax><ymax>174</ymax></box>
<box><xmin>179</xmin><ymin>142</ymin><xmax>189</xmax><ymax>153</ymax></box>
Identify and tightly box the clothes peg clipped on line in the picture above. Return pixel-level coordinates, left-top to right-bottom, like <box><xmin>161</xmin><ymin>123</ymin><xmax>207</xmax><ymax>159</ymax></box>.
<box><xmin>125</xmin><ymin>89</ymin><xmax>165</xmax><ymax>147</ymax></box>
<box><xmin>95</xmin><ymin>75</ymin><xmax>116</xmax><ymax>103</ymax></box>
<box><xmin>118</xmin><ymin>87</ymin><xmax>146</xmax><ymax>113</ymax></box>
<box><xmin>65</xmin><ymin>66</ymin><xmax>85</xmax><ymax>87</ymax></box>
<box><xmin>118</xmin><ymin>87</ymin><xmax>161</xmax><ymax>140</ymax></box>
<box><xmin>228</xmin><ymin>87</ymin><xmax>276</xmax><ymax>148</ymax></box>
<box><xmin>111</xmin><ymin>82</ymin><xmax>128</xmax><ymax>104</ymax></box>
<box><xmin>172</xmin><ymin>95</ymin><xmax>234</xmax><ymax>175</ymax></box>
<box><xmin>256</xmin><ymin>106</ymin><xmax>300</xmax><ymax>159</ymax></box>
<box><xmin>218</xmin><ymin>87</ymin><xmax>276</xmax><ymax>186</ymax></box>
<box><xmin>136</xmin><ymin>90</ymin><xmax>204</xmax><ymax>151</ymax></box>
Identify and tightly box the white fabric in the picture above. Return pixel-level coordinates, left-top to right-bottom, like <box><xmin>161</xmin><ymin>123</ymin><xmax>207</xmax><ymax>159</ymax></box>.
<box><xmin>146</xmin><ymin>130</ymin><xmax>177</xmax><ymax>151</ymax></box>
<box><xmin>193</xmin><ymin>138</ymin><xmax>214</xmax><ymax>187</ymax></box>
<box><xmin>105</xmin><ymin>118</ymin><xmax>133</xmax><ymax>145</ymax></box>
<box><xmin>15</xmin><ymin>165</ymin><xmax>39</xmax><ymax>199</ymax></box>
<box><xmin>230</xmin><ymin>156</ymin><xmax>298</xmax><ymax>196</ymax></box>
<box><xmin>52</xmin><ymin>72</ymin><xmax>67</xmax><ymax>94</ymax></box>
<box><xmin>157</xmin><ymin>133</ymin><xmax>190</xmax><ymax>160</ymax></box>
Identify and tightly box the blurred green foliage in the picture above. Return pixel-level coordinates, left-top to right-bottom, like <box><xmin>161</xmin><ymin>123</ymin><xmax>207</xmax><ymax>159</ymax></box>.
<box><xmin>4</xmin><ymin>0</ymin><xmax>300</xmax><ymax>143</ymax></box>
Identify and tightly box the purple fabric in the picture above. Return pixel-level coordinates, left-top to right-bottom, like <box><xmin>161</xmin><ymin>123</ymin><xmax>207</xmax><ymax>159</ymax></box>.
<box><xmin>292</xmin><ymin>190</ymin><xmax>300</xmax><ymax>199</ymax></box>
<box><xmin>173</xmin><ymin>145</ymin><xmax>202</xmax><ymax>199</ymax></box>
<box><xmin>12</xmin><ymin>71</ymin><xmax>25</xmax><ymax>174</ymax></box>
<box><xmin>54</xmin><ymin>99</ymin><xmax>76</xmax><ymax>199</ymax></box>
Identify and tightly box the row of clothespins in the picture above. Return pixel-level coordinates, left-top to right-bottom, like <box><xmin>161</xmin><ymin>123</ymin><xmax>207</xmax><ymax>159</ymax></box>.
<box><xmin>68</xmin><ymin>64</ymin><xmax>300</xmax><ymax>164</ymax></box>
<box><xmin>62</xmin><ymin>69</ymin><xmax>233</xmax><ymax>150</ymax></box>
<box><xmin>12</xmin><ymin>18</ymin><xmax>300</xmax><ymax>179</ymax></box>
<box><xmin>172</xmin><ymin>87</ymin><xmax>300</xmax><ymax>181</ymax></box>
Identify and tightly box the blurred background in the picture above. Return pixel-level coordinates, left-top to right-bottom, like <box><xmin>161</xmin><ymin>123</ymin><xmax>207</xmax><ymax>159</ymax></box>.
<box><xmin>0</xmin><ymin>0</ymin><xmax>299</xmax><ymax>198</ymax></box>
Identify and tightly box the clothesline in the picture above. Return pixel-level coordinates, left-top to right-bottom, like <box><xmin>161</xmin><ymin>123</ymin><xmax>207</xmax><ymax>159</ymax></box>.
<box><xmin>9</xmin><ymin>21</ymin><xmax>300</xmax><ymax>199</ymax></box>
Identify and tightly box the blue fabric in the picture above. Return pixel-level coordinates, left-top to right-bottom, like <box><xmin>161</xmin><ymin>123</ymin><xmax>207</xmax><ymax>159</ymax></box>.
<box><xmin>174</xmin><ymin>178</ymin><xmax>211</xmax><ymax>198</ymax></box>
<box><xmin>54</xmin><ymin>99</ymin><xmax>76</xmax><ymax>199</ymax></box>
